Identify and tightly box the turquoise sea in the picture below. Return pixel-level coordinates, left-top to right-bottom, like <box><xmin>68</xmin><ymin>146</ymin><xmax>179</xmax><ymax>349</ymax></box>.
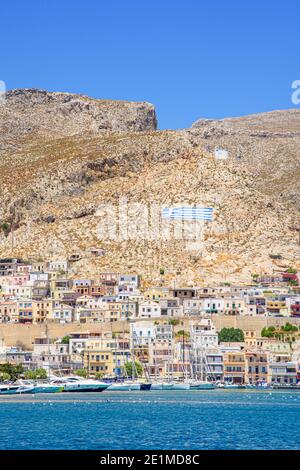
<box><xmin>0</xmin><ymin>390</ymin><xmax>300</xmax><ymax>450</ymax></box>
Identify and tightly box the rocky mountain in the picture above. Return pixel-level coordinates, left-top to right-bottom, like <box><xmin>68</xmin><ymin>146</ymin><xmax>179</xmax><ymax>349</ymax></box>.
<box><xmin>191</xmin><ymin>109</ymin><xmax>300</xmax><ymax>210</ymax></box>
<box><xmin>0</xmin><ymin>89</ymin><xmax>299</xmax><ymax>286</ymax></box>
<box><xmin>0</xmin><ymin>89</ymin><xmax>157</xmax><ymax>154</ymax></box>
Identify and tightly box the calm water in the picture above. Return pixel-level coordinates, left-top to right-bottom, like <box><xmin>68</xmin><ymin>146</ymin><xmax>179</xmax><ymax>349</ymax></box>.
<box><xmin>0</xmin><ymin>390</ymin><xmax>300</xmax><ymax>450</ymax></box>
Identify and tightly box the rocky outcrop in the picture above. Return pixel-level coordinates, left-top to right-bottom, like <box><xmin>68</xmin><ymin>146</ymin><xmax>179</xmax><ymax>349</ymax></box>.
<box><xmin>190</xmin><ymin>109</ymin><xmax>300</xmax><ymax>210</ymax></box>
<box><xmin>0</xmin><ymin>88</ymin><xmax>157</xmax><ymax>153</ymax></box>
<box><xmin>0</xmin><ymin>93</ymin><xmax>299</xmax><ymax>285</ymax></box>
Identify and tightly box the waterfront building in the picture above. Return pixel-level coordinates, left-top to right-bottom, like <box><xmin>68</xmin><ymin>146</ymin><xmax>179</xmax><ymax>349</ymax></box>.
<box><xmin>223</xmin><ymin>351</ymin><xmax>246</xmax><ymax>384</ymax></box>
<box><xmin>269</xmin><ymin>361</ymin><xmax>298</xmax><ymax>385</ymax></box>
<box><xmin>83</xmin><ymin>335</ymin><xmax>130</xmax><ymax>376</ymax></box>
<box><xmin>245</xmin><ymin>351</ymin><xmax>269</xmax><ymax>384</ymax></box>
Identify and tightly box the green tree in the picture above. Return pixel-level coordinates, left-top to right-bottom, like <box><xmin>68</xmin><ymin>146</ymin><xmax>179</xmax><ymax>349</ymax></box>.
<box><xmin>24</xmin><ymin>370</ymin><xmax>36</xmax><ymax>380</ymax></box>
<box><xmin>61</xmin><ymin>335</ymin><xmax>70</xmax><ymax>345</ymax></box>
<box><xmin>94</xmin><ymin>372</ymin><xmax>105</xmax><ymax>380</ymax></box>
<box><xmin>124</xmin><ymin>361</ymin><xmax>143</xmax><ymax>378</ymax></box>
<box><xmin>159</xmin><ymin>268</ymin><xmax>165</xmax><ymax>276</ymax></box>
<box><xmin>218</xmin><ymin>327</ymin><xmax>244</xmax><ymax>342</ymax></box>
<box><xmin>261</xmin><ymin>326</ymin><xmax>276</xmax><ymax>338</ymax></box>
<box><xmin>24</xmin><ymin>368</ymin><xmax>48</xmax><ymax>380</ymax></box>
<box><xmin>176</xmin><ymin>330</ymin><xmax>190</xmax><ymax>339</ymax></box>
<box><xmin>35</xmin><ymin>368</ymin><xmax>48</xmax><ymax>379</ymax></box>
<box><xmin>0</xmin><ymin>363</ymin><xmax>24</xmax><ymax>381</ymax></box>
<box><xmin>0</xmin><ymin>222</ymin><xmax>10</xmax><ymax>237</ymax></box>
<box><xmin>168</xmin><ymin>318</ymin><xmax>180</xmax><ymax>326</ymax></box>
<box><xmin>75</xmin><ymin>368</ymin><xmax>88</xmax><ymax>378</ymax></box>
<box><xmin>281</xmin><ymin>322</ymin><xmax>298</xmax><ymax>333</ymax></box>
<box><xmin>0</xmin><ymin>372</ymin><xmax>10</xmax><ymax>381</ymax></box>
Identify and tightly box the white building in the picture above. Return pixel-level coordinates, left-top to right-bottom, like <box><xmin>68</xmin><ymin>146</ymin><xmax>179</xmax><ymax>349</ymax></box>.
<box><xmin>2</xmin><ymin>284</ymin><xmax>33</xmax><ymax>300</ymax></box>
<box><xmin>132</xmin><ymin>321</ymin><xmax>156</xmax><ymax>345</ymax></box>
<box><xmin>138</xmin><ymin>300</ymin><xmax>161</xmax><ymax>318</ymax></box>
<box><xmin>52</xmin><ymin>302</ymin><xmax>74</xmax><ymax>323</ymax></box>
<box><xmin>190</xmin><ymin>318</ymin><xmax>218</xmax><ymax>348</ymax></box>
<box><xmin>48</xmin><ymin>260</ymin><xmax>69</xmax><ymax>272</ymax></box>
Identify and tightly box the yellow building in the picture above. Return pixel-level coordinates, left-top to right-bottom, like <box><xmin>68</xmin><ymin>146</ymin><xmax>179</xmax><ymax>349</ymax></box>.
<box><xmin>143</xmin><ymin>287</ymin><xmax>170</xmax><ymax>302</ymax></box>
<box><xmin>83</xmin><ymin>336</ymin><xmax>130</xmax><ymax>377</ymax></box>
<box><xmin>32</xmin><ymin>299</ymin><xmax>53</xmax><ymax>323</ymax></box>
<box><xmin>223</xmin><ymin>351</ymin><xmax>246</xmax><ymax>384</ymax></box>
<box><xmin>266</xmin><ymin>300</ymin><xmax>287</xmax><ymax>315</ymax></box>
<box><xmin>245</xmin><ymin>351</ymin><xmax>269</xmax><ymax>384</ymax></box>
<box><xmin>101</xmin><ymin>301</ymin><xmax>138</xmax><ymax>322</ymax></box>
<box><xmin>0</xmin><ymin>300</ymin><xmax>18</xmax><ymax>322</ymax></box>
<box><xmin>84</xmin><ymin>348</ymin><xmax>114</xmax><ymax>376</ymax></box>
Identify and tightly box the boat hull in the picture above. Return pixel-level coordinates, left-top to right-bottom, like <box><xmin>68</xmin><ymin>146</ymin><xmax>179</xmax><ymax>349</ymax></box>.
<box><xmin>224</xmin><ymin>384</ymin><xmax>246</xmax><ymax>389</ymax></box>
<box><xmin>171</xmin><ymin>383</ymin><xmax>190</xmax><ymax>390</ymax></box>
<box><xmin>32</xmin><ymin>385</ymin><xmax>64</xmax><ymax>394</ymax></box>
<box><xmin>107</xmin><ymin>383</ymin><xmax>141</xmax><ymax>391</ymax></box>
<box><xmin>64</xmin><ymin>384</ymin><xmax>108</xmax><ymax>392</ymax></box>
<box><xmin>0</xmin><ymin>386</ymin><xmax>35</xmax><ymax>395</ymax></box>
<box><xmin>151</xmin><ymin>382</ymin><xmax>191</xmax><ymax>390</ymax></box>
<box><xmin>190</xmin><ymin>383</ymin><xmax>215</xmax><ymax>390</ymax></box>
<box><xmin>140</xmin><ymin>383</ymin><xmax>151</xmax><ymax>391</ymax></box>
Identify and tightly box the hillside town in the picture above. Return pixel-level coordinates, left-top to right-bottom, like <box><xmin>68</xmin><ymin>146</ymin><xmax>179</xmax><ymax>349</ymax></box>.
<box><xmin>0</xmin><ymin>257</ymin><xmax>300</xmax><ymax>387</ymax></box>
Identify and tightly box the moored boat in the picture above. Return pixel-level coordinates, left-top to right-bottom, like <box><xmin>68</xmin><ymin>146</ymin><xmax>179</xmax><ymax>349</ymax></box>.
<box><xmin>107</xmin><ymin>382</ymin><xmax>141</xmax><ymax>391</ymax></box>
<box><xmin>107</xmin><ymin>381</ymin><xmax>152</xmax><ymax>391</ymax></box>
<box><xmin>17</xmin><ymin>380</ymin><xmax>64</xmax><ymax>394</ymax></box>
<box><xmin>52</xmin><ymin>376</ymin><xmax>108</xmax><ymax>392</ymax></box>
<box><xmin>223</xmin><ymin>383</ymin><xmax>246</xmax><ymax>389</ymax></box>
<box><xmin>188</xmin><ymin>381</ymin><xmax>215</xmax><ymax>390</ymax></box>
<box><xmin>0</xmin><ymin>383</ymin><xmax>35</xmax><ymax>395</ymax></box>
<box><xmin>151</xmin><ymin>382</ymin><xmax>173</xmax><ymax>390</ymax></box>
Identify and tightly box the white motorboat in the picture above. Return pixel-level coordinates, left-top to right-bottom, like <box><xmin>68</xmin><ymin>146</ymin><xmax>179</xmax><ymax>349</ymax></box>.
<box><xmin>171</xmin><ymin>382</ymin><xmax>190</xmax><ymax>390</ymax></box>
<box><xmin>17</xmin><ymin>380</ymin><xmax>64</xmax><ymax>394</ymax></box>
<box><xmin>51</xmin><ymin>376</ymin><xmax>108</xmax><ymax>392</ymax></box>
<box><xmin>0</xmin><ymin>383</ymin><xmax>35</xmax><ymax>395</ymax></box>
<box><xmin>188</xmin><ymin>380</ymin><xmax>215</xmax><ymax>390</ymax></box>
<box><xmin>107</xmin><ymin>381</ymin><xmax>151</xmax><ymax>391</ymax></box>
<box><xmin>151</xmin><ymin>381</ymin><xmax>190</xmax><ymax>390</ymax></box>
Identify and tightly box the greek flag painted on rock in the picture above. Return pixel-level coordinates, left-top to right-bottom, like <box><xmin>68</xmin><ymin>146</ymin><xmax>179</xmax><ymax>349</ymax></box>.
<box><xmin>161</xmin><ymin>206</ymin><xmax>213</xmax><ymax>221</ymax></box>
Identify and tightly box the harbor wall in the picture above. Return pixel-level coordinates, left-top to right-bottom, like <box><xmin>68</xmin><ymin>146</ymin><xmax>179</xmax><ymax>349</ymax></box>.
<box><xmin>0</xmin><ymin>321</ymin><xmax>129</xmax><ymax>349</ymax></box>
<box><xmin>1</xmin><ymin>315</ymin><xmax>300</xmax><ymax>350</ymax></box>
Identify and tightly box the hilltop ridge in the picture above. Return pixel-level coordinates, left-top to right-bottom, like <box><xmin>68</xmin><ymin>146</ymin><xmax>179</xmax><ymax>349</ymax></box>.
<box><xmin>0</xmin><ymin>89</ymin><xmax>299</xmax><ymax>285</ymax></box>
<box><xmin>0</xmin><ymin>88</ymin><xmax>157</xmax><ymax>153</ymax></box>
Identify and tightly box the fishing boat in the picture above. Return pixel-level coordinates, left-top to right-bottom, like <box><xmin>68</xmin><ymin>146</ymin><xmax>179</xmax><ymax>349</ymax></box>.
<box><xmin>51</xmin><ymin>376</ymin><xmax>109</xmax><ymax>392</ymax></box>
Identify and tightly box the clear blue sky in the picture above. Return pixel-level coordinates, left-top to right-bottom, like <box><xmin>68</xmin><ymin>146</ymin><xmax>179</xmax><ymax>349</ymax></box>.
<box><xmin>1</xmin><ymin>0</ymin><xmax>299</xmax><ymax>129</ymax></box>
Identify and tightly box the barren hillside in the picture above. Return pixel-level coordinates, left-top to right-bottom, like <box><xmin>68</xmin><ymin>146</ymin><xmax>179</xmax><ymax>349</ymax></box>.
<box><xmin>191</xmin><ymin>109</ymin><xmax>300</xmax><ymax>209</ymax></box>
<box><xmin>0</xmin><ymin>90</ymin><xmax>299</xmax><ymax>285</ymax></box>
